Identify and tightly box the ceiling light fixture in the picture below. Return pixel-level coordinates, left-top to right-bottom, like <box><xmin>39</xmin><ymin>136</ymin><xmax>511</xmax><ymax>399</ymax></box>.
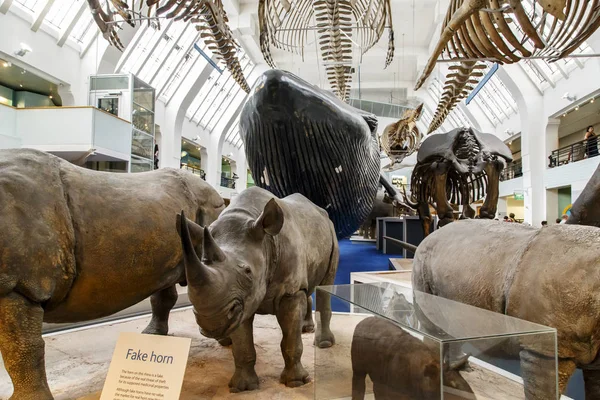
<box><xmin>14</xmin><ymin>43</ymin><xmax>32</xmax><ymax>57</ymax></box>
<box><xmin>575</xmin><ymin>105</ymin><xmax>579</xmax><ymax>111</ymax></box>
<box><xmin>49</xmin><ymin>95</ymin><xmax>53</xmax><ymax>99</ymax></box>
<box><xmin>592</xmin><ymin>98</ymin><xmax>595</xmax><ymax>104</ymax></box>
<box><xmin>2</xmin><ymin>61</ymin><xmax>10</xmax><ymax>67</ymax></box>
<box><xmin>19</xmin><ymin>84</ymin><xmax>23</xmax><ymax>88</ymax></box>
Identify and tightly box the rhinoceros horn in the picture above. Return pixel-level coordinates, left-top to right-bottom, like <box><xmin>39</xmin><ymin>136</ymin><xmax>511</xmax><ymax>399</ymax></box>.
<box><xmin>178</xmin><ymin>211</ymin><xmax>221</xmax><ymax>287</ymax></box>
<box><xmin>202</xmin><ymin>226</ymin><xmax>226</xmax><ymax>264</ymax></box>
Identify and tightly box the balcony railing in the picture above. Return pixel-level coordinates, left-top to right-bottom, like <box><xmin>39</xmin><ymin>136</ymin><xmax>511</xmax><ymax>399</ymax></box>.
<box><xmin>500</xmin><ymin>158</ymin><xmax>523</xmax><ymax>182</ymax></box>
<box><xmin>548</xmin><ymin>138</ymin><xmax>599</xmax><ymax>168</ymax></box>
<box><xmin>221</xmin><ymin>176</ymin><xmax>236</xmax><ymax>189</ymax></box>
<box><xmin>181</xmin><ymin>164</ymin><xmax>206</xmax><ymax>180</ymax></box>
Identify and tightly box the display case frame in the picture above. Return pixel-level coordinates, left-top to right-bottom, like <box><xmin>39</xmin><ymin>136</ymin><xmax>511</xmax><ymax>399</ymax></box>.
<box><xmin>315</xmin><ymin>282</ymin><xmax>559</xmax><ymax>400</ymax></box>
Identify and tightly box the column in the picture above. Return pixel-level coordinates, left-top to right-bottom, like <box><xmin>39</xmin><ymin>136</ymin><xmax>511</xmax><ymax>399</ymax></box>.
<box><xmin>497</xmin><ymin>65</ymin><xmax>545</xmax><ymax>226</ymax></box>
<box><xmin>546</xmin><ymin>189</ymin><xmax>558</xmax><ymax>223</ymax></box>
<box><xmin>496</xmin><ymin>197</ymin><xmax>508</xmax><ymax>218</ymax></box>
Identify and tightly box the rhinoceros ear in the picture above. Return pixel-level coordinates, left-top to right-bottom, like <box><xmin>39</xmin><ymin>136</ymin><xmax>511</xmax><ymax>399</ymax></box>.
<box><xmin>253</xmin><ymin>198</ymin><xmax>284</xmax><ymax>237</ymax></box>
<box><xmin>202</xmin><ymin>226</ymin><xmax>226</xmax><ymax>264</ymax></box>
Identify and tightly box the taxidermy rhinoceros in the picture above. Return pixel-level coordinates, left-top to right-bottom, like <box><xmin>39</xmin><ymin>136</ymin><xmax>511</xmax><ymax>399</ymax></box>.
<box><xmin>0</xmin><ymin>148</ymin><xmax>225</xmax><ymax>400</ymax></box>
<box><xmin>177</xmin><ymin>186</ymin><xmax>339</xmax><ymax>392</ymax></box>
<box><xmin>240</xmin><ymin>69</ymin><xmax>405</xmax><ymax>238</ymax></box>
<box><xmin>352</xmin><ymin>316</ymin><xmax>475</xmax><ymax>400</ymax></box>
<box><xmin>407</xmin><ymin>219</ymin><xmax>600</xmax><ymax>399</ymax></box>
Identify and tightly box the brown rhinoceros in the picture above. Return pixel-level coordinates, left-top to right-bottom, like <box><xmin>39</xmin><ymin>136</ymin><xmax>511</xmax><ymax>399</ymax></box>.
<box><xmin>0</xmin><ymin>148</ymin><xmax>225</xmax><ymax>400</ymax></box>
<box><xmin>177</xmin><ymin>186</ymin><xmax>339</xmax><ymax>392</ymax></box>
<box><xmin>409</xmin><ymin>219</ymin><xmax>600</xmax><ymax>399</ymax></box>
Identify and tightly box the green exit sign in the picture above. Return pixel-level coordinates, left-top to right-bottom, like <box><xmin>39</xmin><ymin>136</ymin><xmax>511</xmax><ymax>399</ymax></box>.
<box><xmin>514</xmin><ymin>192</ymin><xmax>524</xmax><ymax>200</ymax></box>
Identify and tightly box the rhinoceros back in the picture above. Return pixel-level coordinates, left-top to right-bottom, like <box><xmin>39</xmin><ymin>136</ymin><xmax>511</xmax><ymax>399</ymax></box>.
<box><xmin>240</xmin><ymin>70</ymin><xmax>380</xmax><ymax>238</ymax></box>
<box><xmin>0</xmin><ymin>149</ymin><xmax>76</xmax><ymax>303</ymax></box>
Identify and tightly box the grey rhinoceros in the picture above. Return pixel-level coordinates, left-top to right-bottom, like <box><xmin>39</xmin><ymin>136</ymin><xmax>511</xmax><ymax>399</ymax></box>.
<box><xmin>0</xmin><ymin>148</ymin><xmax>225</xmax><ymax>400</ymax></box>
<box><xmin>409</xmin><ymin>219</ymin><xmax>600</xmax><ymax>399</ymax></box>
<box><xmin>351</xmin><ymin>316</ymin><xmax>475</xmax><ymax>400</ymax></box>
<box><xmin>177</xmin><ymin>186</ymin><xmax>339</xmax><ymax>392</ymax></box>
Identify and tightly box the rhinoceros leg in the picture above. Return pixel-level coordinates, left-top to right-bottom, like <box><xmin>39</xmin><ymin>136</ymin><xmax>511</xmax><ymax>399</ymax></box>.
<box><xmin>142</xmin><ymin>285</ymin><xmax>178</xmax><ymax>336</ymax></box>
<box><xmin>228</xmin><ymin>315</ymin><xmax>259</xmax><ymax>393</ymax></box>
<box><xmin>315</xmin><ymin>245</ymin><xmax>338</xmax><ymax>348</ymax></box>
<box><xmin>0</xmin><ymin>293</ymin><xmax>53</xmax><ymax>400</ymax></box>
<box><xmin>583</xmin><ymin>367</ymin><xmax>600</xmax><ymax>399</ymax></box>
<box><xmin>277</xmin><ymin>291</ymin><xmax>311</xmax><ymax>387</ymax></box>
<box><xmin>302</xmin><ymin>295</ymin><xmax>315</xmax><ymax>333</ymax></box>
<box><xmin>520</xmin><ymin>350</ymin><xmax>571</xmax><ymax>399</ymax></box>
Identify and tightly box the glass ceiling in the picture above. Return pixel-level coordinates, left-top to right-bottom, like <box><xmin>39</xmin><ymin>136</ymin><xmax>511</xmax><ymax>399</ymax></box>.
<box><xmin>186</xmin><ymin>49</ymin><xmax>255</xmax><ymax>133</ymax></box>
<box><xmin>118</xmin><ymin>19</ymin><xmax>203</xmax><ymax>104</ymax></box>
<box><xmin>516</xmin><ymin>0</ymin><xmax>593</xmax><ymax>91</ymax></box>
<box><xmin>224</xmin><ymin>118</ymin><xmax>244</xmax><ymax>148</ymax></box>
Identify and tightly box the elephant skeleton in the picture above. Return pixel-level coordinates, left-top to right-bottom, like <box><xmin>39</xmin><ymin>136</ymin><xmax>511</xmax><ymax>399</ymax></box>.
<box><xmin>86</xmin><ymin>0</ymin><xmax>250</xmax><ymax>93</ymax></box>
<box><xmin>404</xmin><ymin>127</ymin><xmax>512</xmax><ymax>235</ymax></box>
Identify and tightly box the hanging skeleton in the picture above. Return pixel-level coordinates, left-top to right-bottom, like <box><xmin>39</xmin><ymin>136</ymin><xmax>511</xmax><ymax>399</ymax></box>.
<box><xmin>428</xmin><ymin>62</ymin><xmax>485</xmax><ymax>133</ymax></box>
<box><xmin>415</xmin><ymin>0</ymin><xmax>600</xmax><ymax>124</ymax></box>
<box><xmin>258</xmin><ymin>0</ymin><xmax>394</xmax><ymax>101</ymax></box>
<box><xmin>380</xmin><ymin>104</ymin><xmax>424</xmax><ymax>171</ymax></box>
<box><xmin>87</xmin><ymin>0</ymin><xmax>250</xmax><ymax>92</ymax></box>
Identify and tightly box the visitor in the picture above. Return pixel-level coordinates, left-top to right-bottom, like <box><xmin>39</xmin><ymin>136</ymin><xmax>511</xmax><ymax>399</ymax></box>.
<box><xmin>509</xmin><ymin>213</ymin><xmax>517</xmax><ymax>222</ymax></box>
<box><xmin>541</xmin><ymin>221</ymin><xmax>548</xmax><ymax>227</ymax></box>
<box><xmin>503</xmin><ymin>216</ymin><xmax>509</xmax><ymax>222</ymax></box>
<box><xmin>560</xmin><ymin>214</ymin><xmax>569</xmax><ymax>224</ymax></box>
<box><xmin>585</xmin><ymin>125</ymin><xmax>598</xmax><ymax>158</ymax></box>
<box><xmin>555</xmin><ymin>218</ymin><xmax>561</xmax><ymax>224</ymax></box>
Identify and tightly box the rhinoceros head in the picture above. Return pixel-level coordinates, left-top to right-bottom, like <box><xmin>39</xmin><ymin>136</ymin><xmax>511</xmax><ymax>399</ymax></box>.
<box><xmin>177</xmin><ymin>199</ymin><xmax>284</xmax><ymax>340</ymax></box>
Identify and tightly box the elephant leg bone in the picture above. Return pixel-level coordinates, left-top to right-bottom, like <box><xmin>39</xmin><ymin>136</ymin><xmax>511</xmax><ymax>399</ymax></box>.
<box><xmin>277</xmin><ymin>291</ymin><xmax>310</xmax><ymax>387</ymax></box>
<box><xmin>302</xmin><ymin>295</ymin><xmax>315</xmax><ymax>333</ymax></box>
<box><xmin>0</xmin><ymin>292</ymin><xmax>52</xmax><ymax>400</ymax></box>
<box><xmin>480</xmin><ymin>162</ymin><xmax>501</xmax><ymax>219</ymax></box>
<box><xmin>433</xmin><ymin>173</ymin><xmax>454</xmax><ymax>227</ymax></box>
<box><xmin>228</xmin><ymin>316</ymin><xmax>259</xmax><ymax>393</ymax></box>
<box><xmin>142</xmin><ymin>285</ymin><xmax>178</xmax><ymax>335</ymax></box>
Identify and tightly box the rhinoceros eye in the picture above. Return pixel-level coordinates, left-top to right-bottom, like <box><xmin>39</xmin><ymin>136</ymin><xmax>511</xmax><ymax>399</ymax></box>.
<box><xmin>238</xmin><ymin>264</ymin><xmax>252</xmax><ymax>275</ymax></box>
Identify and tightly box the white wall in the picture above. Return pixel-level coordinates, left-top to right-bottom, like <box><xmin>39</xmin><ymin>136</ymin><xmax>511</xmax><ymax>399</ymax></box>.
<box><xmin>0</xmin><ymin>104</ymin><xmax>20</xmax><ymax>149</ymax></box>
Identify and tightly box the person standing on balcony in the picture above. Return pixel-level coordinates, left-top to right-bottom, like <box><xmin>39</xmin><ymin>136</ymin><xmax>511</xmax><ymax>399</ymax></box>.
<box><xmin>585</xmin><ymin>125</ymin><xmax>598</xmax><ymax>158</ymax></box>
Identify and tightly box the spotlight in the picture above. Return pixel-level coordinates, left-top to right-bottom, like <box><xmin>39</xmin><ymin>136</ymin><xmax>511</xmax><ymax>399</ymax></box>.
<box><xmin>194</xmin><ymin>135</ymin><xmax>200</xmax><ymax>141</ymax></box>
<box><xmin>575</xmin><ymin>105</ymin><xmax>579</xmax><ymax>111</ymax></box>
<box><xmin>14</xmin><ymin>43</ymin><xmax>32</xmax><ymax>57</ymax></box>
<box><xmin>2</xmin><ymin>61</ymin><xmax>10</xmax><ymax>67</ymax></box>
<box><xmin>563</xmin><ymin>113</ymin><xmax>567</xmax><ymax>117</ymax></box>
<box><xmin>562</xmin><ymin>92</ymin><xmax>576</xmax><ymax>102</ymax></box>
<box><xmin>49</xmin><ymin>95</ymin><xmax>53</xmax><ymax>99</ymax></box>
<box><xmin>19</xmin><ymin>84</ymin><xmax>23</xmax><ymax>88</ymax></box>
<box><xmin>592</xmin><ymin>98</ymin><xmax>595</xmax><ymax>104</ymax></box>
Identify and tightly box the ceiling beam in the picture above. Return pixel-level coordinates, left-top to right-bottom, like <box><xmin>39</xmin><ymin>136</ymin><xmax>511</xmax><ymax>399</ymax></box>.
<box><xmin>31</xmin><ymin>0</ymin><xmax>55</xmax><ymax>32</ymax></box>
<box><xmin>57</xmin><ymin>0</ymin><xmax>87</xmax><ymax>47</ymax></box>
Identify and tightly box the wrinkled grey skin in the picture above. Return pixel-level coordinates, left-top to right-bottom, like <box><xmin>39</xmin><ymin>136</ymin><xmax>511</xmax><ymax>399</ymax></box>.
<box><xmin>0</xmin><ymin>149</ymin><xmax>225</xmax><ymax>400</ymax></box>
<box><xmin>351</xmin><ymin>316</ymin><xmax>475</xmax><ymax>400</ymax></box>
<box><xmin>412</xmin><ymin>219</ymin><xmax>600</xmax><ymax>399</ymax></box>
<box><xmin>567</xmin><ymin>163</ymin><xmax>600</xmax><ymax>228</ymax></box>
<box><xmin>178</xmin><ymin>186</ymin><xmax>339</xmax><ymax>392</ymax></box>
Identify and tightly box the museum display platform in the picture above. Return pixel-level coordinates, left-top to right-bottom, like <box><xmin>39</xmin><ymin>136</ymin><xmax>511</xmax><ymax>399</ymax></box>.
<box><xmin>0</xmin><ymin>287</ymin><xmax>572</xmax><ymax>400</ymax></box>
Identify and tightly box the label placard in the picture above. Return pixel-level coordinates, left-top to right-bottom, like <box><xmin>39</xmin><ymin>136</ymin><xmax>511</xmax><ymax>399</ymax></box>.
<box><xmin>100</xmin><ymin>332</ymin><xmax>191</xmax><ymax>400</ymax></box>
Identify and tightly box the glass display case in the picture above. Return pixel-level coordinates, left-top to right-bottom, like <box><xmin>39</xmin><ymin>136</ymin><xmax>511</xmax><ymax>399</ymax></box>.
<box><xmin>315</xmin><ymin>282</ymin><xmax>559</xmax><ymax>400</ymax></box>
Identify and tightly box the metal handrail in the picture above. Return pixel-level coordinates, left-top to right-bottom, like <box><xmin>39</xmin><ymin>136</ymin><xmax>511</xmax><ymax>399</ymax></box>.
<box><xmin>500</xmin><ymin>158</ymin><xmax>523</xmax><ymax>182</ymax></box>
<box><xmin>548</xmin><ymin>137</ymin><xmax>599</xmax><ymax>168</ymax></box>
<box><xmin>181</xmin><ymin>164</ymin><xmax>206</xmax><ymax>180</ymax></box>
<box><xmin>221</xmin><ymin>176</ymin><xmax>236</xmax><ymax>189</ymax></box>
